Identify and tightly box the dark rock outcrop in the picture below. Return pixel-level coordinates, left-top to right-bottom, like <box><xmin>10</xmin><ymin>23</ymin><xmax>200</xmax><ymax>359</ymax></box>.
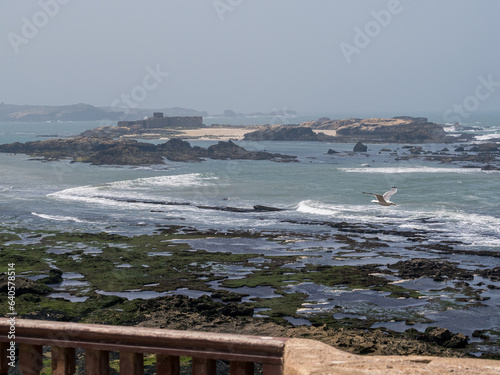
<box><xmin>353</xmin><ymin>141</ymin><xmax>367</xmax><ymax>152</ymax></box>
<box><xmin>0</xmin><ymin>274</ymin><xmax>52</xmax><ymax>296</ymax></box>
<box><xmin>423</xmin><ymin>327</ymin><xmax>469</xmax><ymax>349</ymax></box>
<box><xmin>390</xmin><ymin>259</ymin><xmax>474</xmax><ymax>281</ymax></box>
<box><xmin>206</xmin><ymin>140</ymin><xmax>296</xmax><ymax>162</ymax></box>
<box><xmin>0</xmin><ymin>137</ymin><xmax>296</xmax><ymax>166</ymax></box>
<box><xmin>468</xmin><ymin>143</ymin><xmax>499</xmax><ymax>152</ymax></box>
<box><xmin>243</xmin><ymin>125</ymin><xmax>333</xmax><ymax>142</ymax></box>
<box><xmin>300</xmin><ymin>116</ymin><xmax>449</xmax><ymax>143</ymax></box>
<box><xmin>37</xmin><ymin>269</ymin><xmax>64</xmax><ymax>285</ymax></box>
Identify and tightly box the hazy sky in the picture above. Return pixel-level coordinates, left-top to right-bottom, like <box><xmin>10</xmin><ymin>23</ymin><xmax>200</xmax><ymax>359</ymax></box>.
<box><xmin>1</xmin><ymin>0</ymin><xmax>499</xmax><ymax>117</ymax></box>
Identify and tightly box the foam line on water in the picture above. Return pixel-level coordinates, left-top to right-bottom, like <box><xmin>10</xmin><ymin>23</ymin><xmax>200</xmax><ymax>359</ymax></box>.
<box><xmin>32</xmin><ymin>212</ymin><xmax>91</xmax><ymax>223</ymax></box>
<box><xmin>337</xmin><ymin>167</ymin><xmax>493</xmax><ymax>174</ymax></box>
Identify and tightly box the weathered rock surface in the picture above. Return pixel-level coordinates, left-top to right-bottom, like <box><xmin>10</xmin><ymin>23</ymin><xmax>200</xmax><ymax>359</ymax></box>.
<box><xmin>300</xmin><ymin>116</ymin><xmax>449</xmax><ymax>143</ymax></box>
<box><xmin>390</xmin><ymin>259</ymin><xmax>474</xmax><ymax>280</ymax></box>
<box><xmin>206</xmin><ymin>140</ymin><xmax>296</xmax><ymax>161</ymax></box>
<box><xmin>0</xmin><ymin>275</ymin><xmax>52</xmax><ymax>296</ymax></box>
<box><xmin>129</xmin><ymin>295</ymin><xmax>469</xmax><ymax>358</ymax></box>
<box><xmin>353</xmin><ymin>141</ymin><xmax>367</xmax><ymax>152</ymax></box>
<box><xmin>243</xmin><ymin>125</ymin><xmax>333</xmax><ymax>142</ymax></box>
<box><xmin>0</xmin><ymin>137</ymin><xmax>296</xmax><ymax>165</ymax></box>
<box><xmin>417</xmin><ymin>327</ymin><xmax>469</xmax><ymax>348</ymax></box>
<box><xmin>468</xmin><ymin>143</ymin><xmax>499</xmax><ymax>152</ymax></box>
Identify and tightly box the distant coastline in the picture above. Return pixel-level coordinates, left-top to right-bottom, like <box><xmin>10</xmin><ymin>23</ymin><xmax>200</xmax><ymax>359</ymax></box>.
<box><xmin>0</xmin><ymin>103</ymin><xmax>208</xmax><ymax>122</ymax></box>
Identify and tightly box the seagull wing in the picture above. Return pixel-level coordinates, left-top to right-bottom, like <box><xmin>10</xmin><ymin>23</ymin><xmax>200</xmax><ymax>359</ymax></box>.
<box><xmin>383</xmin><ymin>187</ymin><xmax>397</xmax><ymax>201</ymax></box>
<box><xmin>362</xmin><ymin>192</ymin><xmax>387</xmax><ymax>203</ymax></box>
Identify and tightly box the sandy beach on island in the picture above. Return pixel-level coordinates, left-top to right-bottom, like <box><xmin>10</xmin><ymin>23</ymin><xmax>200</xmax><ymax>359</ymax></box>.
<box><xmin>171</xmin><ymin>126</ymin><xmax>337</xmax><ymax>140</ymax></box>
<box><xmin>172</xmin><ymin>126</ymin><xmax>261</xmax><ymax>140</ymax></box>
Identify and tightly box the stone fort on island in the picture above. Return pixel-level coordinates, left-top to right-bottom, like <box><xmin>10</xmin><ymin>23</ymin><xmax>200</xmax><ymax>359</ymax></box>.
<box><xmin>117</xmin><ymin>112</ymin><xmax>203</xmax><ymax>129</ymax></box>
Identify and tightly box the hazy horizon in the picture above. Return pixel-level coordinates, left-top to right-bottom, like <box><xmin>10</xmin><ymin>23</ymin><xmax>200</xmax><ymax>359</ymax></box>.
<box><xmin>2</xmin><ymin>1</ymin><xmax>499</xmax><ymax>122</ymax></box>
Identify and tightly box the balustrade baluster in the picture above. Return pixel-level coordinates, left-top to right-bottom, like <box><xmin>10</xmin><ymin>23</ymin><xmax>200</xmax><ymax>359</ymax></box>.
<box><xmin>263</xmin><ymin>363</ymin><xmax>283</xmax><ymax>375</ymax></box>
<box><xmin>19</xmin><ymin>343</ymin><xmax>43</xmax><ymax>375</ymax></box>
<box><xmin>230</xmin><ymin>361</ymin><xmax>254</xmax><ymax>375</ymax></box>
<box><xmin>192</xmin><ymin>357</ymin><xmax>216</xmax><ymax>375</ymax></box>
<box><xmin>52</xmin><ymin>346</ymin><xmax>76</xmax><ymax>375</ymax></box>
<box><xmin>156</xmin><ymin>354</ymin><xmax>180</xmax><ymax>375</ymax></box>
<box><xmin>85</xmin><ymin>348</ymin><xmax>109</xmax><ymax>375</ymax></box>
<box><xmin>0</xmin><ymin>342</ymin><xmax>9</xmax><ymax>375</ymax></box>
<box><xmin>120</xmin><ymin>351</ymin><xmax>144</xmax><ymax>375</ymax></box>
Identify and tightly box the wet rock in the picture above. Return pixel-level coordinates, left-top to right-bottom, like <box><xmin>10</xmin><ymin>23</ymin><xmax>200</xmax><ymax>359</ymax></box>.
<box><xmin>327</xmin><ymin>148</ymin><xmax>339</xmax><ymax>154</ymax></box>
<box><xmin>253</xmin><ymin>205</ymin><xmax>284</xmax><ymax>212</ymax></box>
<box><xmin>38</xmin><ymin>269</ymin><xmax>64</xmax><ymax>284</ymax></box>
<box><xmin>211</xmin><ymin>290</ymin><xmax>246</xmax><ymax>302</ymax></box>
<box><xmin>0</xmin><ymin>137</ymin><xmax>297</xmax><ymax>165</ymax></box>
<box><xmin>475</xmin><ymin>267</ymin><xmax>500</xmax><ymax>282</ymax></box>
<box><xmin>243</xmin><ymin>125</ymin><xmax>330</xmax><ymax>141</ymax></box>
<box><xmin>424</xmin><ymin>327</ymin><xmax>468</xmax><ymax>348</ymax></box>
<box><xmin>137</xmin><ymin>295</ymin><xmax>254</xmax><ymax>320</ymax></box>
<box><xmin>207</xmin><ymin>140</ymin><xmax>296</xmax><ymax>162</ymax></box>
<box><xmin>468</xmin><ymin>143</ymin><xmax>499</xmax><ymax>152</ymax></box>
<box><xmin>390</xmin><ymin>259</ymin><xmax>474</xmax><ymax>280</ymax></box>
<box><xmin>481</xmin><ymin>164</ymin><xmax>500</xmax><ymax>171</ymax></box>
<box><xmin>0</xmin><ymin>274</ymin><xmax>52</xmax><ymax>296</ymax></box>
<box><xmin>353</xmin><ymin>141</ymin><xmax>367</xmax><ymax>152</ymax></box>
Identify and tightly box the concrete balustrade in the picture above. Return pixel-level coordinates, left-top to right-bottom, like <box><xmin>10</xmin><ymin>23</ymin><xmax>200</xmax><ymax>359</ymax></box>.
<box><xmin>1</xmin><ymin>319</ymin><xmax>499</xmax><ymax>374</ymax></box>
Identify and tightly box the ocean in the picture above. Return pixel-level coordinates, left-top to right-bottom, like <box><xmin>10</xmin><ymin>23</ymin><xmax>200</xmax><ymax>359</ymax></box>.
<box><xmin>1</xmin><ymin>114</ymin><xmax>499</xmax><ymax>346</ymax></box>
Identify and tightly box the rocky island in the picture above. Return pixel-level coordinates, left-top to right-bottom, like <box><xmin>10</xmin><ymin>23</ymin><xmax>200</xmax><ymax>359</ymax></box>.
<box><xmin>79</xmin><ymin>115</ymin><xmax>454</xmax><ymax>144</ymax></box>
<box><xmin>0</xmin><ymin>137</ymin><xmax>296</xmax><ymax>165</ymax></box>
<box><xmin>244</xmin><ymin>116</ymin><xmax>452</xmax><ymax>143</ymax></box>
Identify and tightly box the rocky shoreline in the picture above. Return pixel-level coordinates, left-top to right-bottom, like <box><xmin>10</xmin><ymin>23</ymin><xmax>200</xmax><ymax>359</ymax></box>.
<box><xmin>1</xmin><ymin>222</ymin><xmax>499</xmax><ymax>359</ymax></box>
<box><xmin>0</xmin><ymin>138</ymin><xmax>296</xmax><ymax>165</ymax></box>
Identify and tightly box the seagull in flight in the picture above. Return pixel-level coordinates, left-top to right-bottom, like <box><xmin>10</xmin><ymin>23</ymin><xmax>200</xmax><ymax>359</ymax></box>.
<box><xmin>362</xmin><ymin>187</ymin><xmax>397</xmax><ymax>206</ymax></box>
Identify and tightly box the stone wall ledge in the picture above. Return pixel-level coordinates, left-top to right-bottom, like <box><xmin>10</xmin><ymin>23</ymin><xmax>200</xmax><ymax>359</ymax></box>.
<box><xmin>284</xmin><ymin>339</ymin><xmax>500</xmax><ymax>375</ymax></box>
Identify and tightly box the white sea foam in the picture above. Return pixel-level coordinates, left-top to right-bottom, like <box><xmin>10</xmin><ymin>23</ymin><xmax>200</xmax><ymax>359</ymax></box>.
<box><xmin>475</xmin><ymin>133</ymin><xmax>500</xmax><ymax>141</ymax></box>
<box><xmin>32</xmin><ymin>212</ymin><xmax>89</xmax><ymax>223</ymax></box>
<box><xmin>296</xmin><ymin>200</ymin><xmax>500</xmax><ymax>248</ymax></box>
<box><xmin>338</xmin><ymin>167</ymin><xmax>490</xmax><ymax>174</ymax></box>
<box><xmin>47</xmin><ymin>173</ymin><xmax>218</xmax><ymax>209</ymax></box>
<box><xmin>110</xmin><ymin>173</ymin><xmax>218</xmax><ymax>190</ymax></box>
<box><xmin>295</xmin><ymin>200</ymin><xmax>404</xmax><ymax>223</ymax></box>
<box><xmin>430</xmin><ymin>209</ymin><xmax>500</xmax><ymax>247</ymax></box>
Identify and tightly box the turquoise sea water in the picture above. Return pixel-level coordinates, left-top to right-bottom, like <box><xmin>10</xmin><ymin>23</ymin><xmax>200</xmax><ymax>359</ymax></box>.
<box><xmin>0</xmin><ymin>115</ymin><xmax>499</xmax><ymax>343</ymax></box>
<box><xmin>1</xmin><ymin>117</ymin><xmax>499</xmax><ymax>249</ymax></box>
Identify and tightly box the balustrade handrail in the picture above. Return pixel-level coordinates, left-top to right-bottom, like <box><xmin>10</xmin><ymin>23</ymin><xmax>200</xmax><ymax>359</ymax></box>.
<box><xmin>1</xmin><ymin>318</ymin><xmax>500</xmax><ymax>374</ymax></box>
<box><xmin>0</xmin><ymin>318</ymin><xmax>287</xmax><ymax>364</ymax></box>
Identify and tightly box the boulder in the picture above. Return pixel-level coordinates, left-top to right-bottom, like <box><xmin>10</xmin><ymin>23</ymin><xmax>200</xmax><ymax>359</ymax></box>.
<box><xmin>424</xmin><ymin>327</ymin><xmax>468</xmax><ymax>348</ymax></box>
<box><xmin>37</xmin><ymin>269</ymin><xmax>64</xmax><ymax>284</ymax></box>
<box><xmin>353</xmin><ymin>141</ymin><xmax>367</xmax><ymax>152</ymax></box>
<box><xmin>0</xmin><ymin>275</ymin><xmax>52</xmax><ymax>296</ymax></box>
